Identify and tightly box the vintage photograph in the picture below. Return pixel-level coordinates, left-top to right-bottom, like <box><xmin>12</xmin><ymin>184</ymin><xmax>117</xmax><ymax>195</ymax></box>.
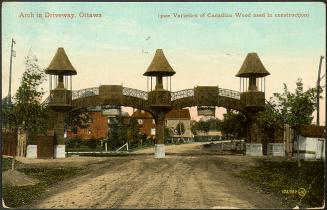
<box><xmin>1</xmin><ymin>2</ymin><xmax>326</xmax><ymax>209</ymax></box>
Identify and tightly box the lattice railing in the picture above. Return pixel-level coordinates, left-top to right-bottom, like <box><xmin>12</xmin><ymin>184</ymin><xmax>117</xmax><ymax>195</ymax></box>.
<box><xmin>72</xmin><ymin>87</ymin><xmax>99</xmax><ymax>100</ymax></box>
<box><xmin>42</xmin><ymin>96</ymin><xmax>50</xmax><ymax>105</ymax></box>
<box><xmin>122</xmin><ymin>87</ymin><xmax>148</xmax><ymax>100</ymax></box>
<box><xmin>218</xmin><ymin>88</ymin><xmax>240</xmax><ymax>100</ymax></box>
<box><xmin>171</xmin><ymin>89</ymin><xmax>194</xmax><ymax>101</ymax></box>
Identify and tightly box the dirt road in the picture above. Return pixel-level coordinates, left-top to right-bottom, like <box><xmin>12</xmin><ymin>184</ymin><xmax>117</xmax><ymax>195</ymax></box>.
<box><xmin>29</xmin><ymin>143</ymin><xmax>290</xmax><ymax>209</ymax></box>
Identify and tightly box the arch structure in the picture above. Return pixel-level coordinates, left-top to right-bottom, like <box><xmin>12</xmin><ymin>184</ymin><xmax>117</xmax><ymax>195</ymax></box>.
<box><xmin>47</xmin><ymin>85</ymin><xmax>244</xmax><ymax>112</ymax></box>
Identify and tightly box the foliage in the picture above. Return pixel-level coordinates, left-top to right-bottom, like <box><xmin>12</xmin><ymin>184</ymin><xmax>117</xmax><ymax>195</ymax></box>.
<box><xmin>4</xmin><ymin>52</ymin><xmax>49</xmax><ymax>138</ymax></box>
<box><xmin>164</xmin><ymin>127</ymin><xmax>174</xmax><ymax>142</ymax></box>
<box><xmin>207</xmin><ymin>118</ymin><xmax>222</xmax><ymax>131</ymax></box>
<box><xmin>87</xmin><ymin>139</ymin><xmax>97</xmax><ymax>149</ymax></box>
<box><xmin>2</xmin><ymin>167</ymin><xmax>84</xmax><ymax>208</ymax></box>
<box><xmin>191</xmin><ymin>118</ymin><xmax>223</xmax><ymax>136</ymax></box>
<box><xmin>257</xmin><ymin>78</ymin><xmax>320</xmax><ymax>135</ymax></box>
<box><xmin>198</xmin><ymin>120</ymin><xmax>210</xmax><ymax>133</ymax></box>
<box><xmin>221</xmin><ymin>110</ymin><xmax>247</xmax><ymax>139</ymax></box>
<box><xmin>190</xmin><ymin>120</ymin><xmax>199</xmax><ymax>135</ymax></box>
<box><xmin>65</xmin><ymin>137</ymin><xmax>83</xmax><ymax>148</ymax></box>
<box><xmin>175</xmin><ymin>122</ymin><xmax>185</xmax><ymax>135</ymax></box>
<box><xmin>126</xmin><ymin>117</ymin><xmax>141</xmax><ymax>147</ymax></box>
<box><xmin>1</xmin><ymin>96</ymin><xmax>10</xmax><ymax>128</ymax></box>
<box><xmin>65</xmin><ymin>109</ymin><xmax>91</xmax><ymax>129</ymax></box>
<box><xmin>239</xmin><ymin>159</ymin><xmax>324</xmax><ymax>207</ymax></box>
<box><xmin>2</xmin><ymin>157</ymin><xmax>22</xmax><ymax>172</ymax></box>
<box><xmin>108</xmin><ymin>116</ymin><xmax>127</xmax><ymax>149</ymax></box>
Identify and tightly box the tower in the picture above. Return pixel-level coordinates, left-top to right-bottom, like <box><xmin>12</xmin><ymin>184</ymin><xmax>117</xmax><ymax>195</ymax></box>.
<box><xmin>144</xmin><ymin>49</ymin><xmax>175</xmax><ymax>158</ymax></box>
<box><xmin>236</xmin><ymin>52</ymin><xmax>270</xmax><ymax>153</ymax></box>
<box><xmin>45</xmin><ymin>47</ymin><xmax>77</xmax><ymax>158</ymax></box>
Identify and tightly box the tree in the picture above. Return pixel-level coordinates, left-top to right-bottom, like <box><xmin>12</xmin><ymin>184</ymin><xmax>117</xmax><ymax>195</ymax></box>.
<box><xmin>64</xmin><ymin>109</ymin><xmax>91</xmax><ymax>130</ymax></box>
<box><xmin>190</xmin><ymin>120</ymin><xmax>200</xmax><ymax>135</ymax></box>
<box><xmin>126</xmin><ymin>118</ymin><xmax>140</xmax><ymax>147</ymax></box>
<box><xmin>164</xmin><ymin>127</ymin><xmax>173</xmax><ymax>142</ymax></box>
<box><xmin>1</xmin><ymin>96</ymin><xmax>10</xmax><ymax>129</ymax></box>
<box><xmin>257</xmin><ymin>78</ymin><xmax>319</xmax><ymax>130</ymax></box>
<box><xmin>208</xmin><ymin>118</ymin><xmax>222</xmax><ymax>131</ymax></box>
<box><xmin>7</xmin><ymin>51</ymin><xmax>49</xmax><ymax>139</ymax></box>
<box><xmin>221</xmin><ymin>110</ymin><xmax>247</xmax><ymax>139</ymax></box>
<box><xmin>175</xmin><ymin>122</ymin><xmax>185</xmax><ymax>136</ymax></box>
<box><xmin>257</xmin><ymin>78</ymin><xmax>321</xmax><ymax>167</ymax></box>
<box><xmin>198</xmin><ymin>120</ymin><xmax>210</xmax><ymax>134</ymax></box>
<box><xmin>108</xmin><ymin>116</ymin><xmax>127</xmax><ymax>149</ymax></box>
<box><xmin>190</xmin><ymin>118</ymin><xmax>222</xmax><ymax>136</ymax></box>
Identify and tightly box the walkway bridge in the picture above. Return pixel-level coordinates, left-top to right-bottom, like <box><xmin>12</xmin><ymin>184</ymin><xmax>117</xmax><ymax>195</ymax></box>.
<box><xmin>43</xmin><ymin>85</ymin><xmax>243</xmax><ymax>112</ymax></box>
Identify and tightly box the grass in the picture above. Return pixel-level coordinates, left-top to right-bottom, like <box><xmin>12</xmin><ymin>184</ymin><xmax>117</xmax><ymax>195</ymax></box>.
<box><xmin>2</xmin><ymin>157</ymin><xmax>22</xmax><ymax>171</ymax></box>
<box><xmin>2</xmin><ymin>163</ymin><xmax>85</xmax><ymax>208</ymax></box>
<box><xmin>66</xmin><ymin>145</ymin><xmax>103</xmax><ymax>152</ymax></box>
<box><xmin>69</xmin><ymin>152</ymin><xmax>132</xmax><ymax>157</ymax></box>
<box><xmin>239</xmin><ymin>159</ymin><xmax>324</xmax><ymax>208</ymax></box>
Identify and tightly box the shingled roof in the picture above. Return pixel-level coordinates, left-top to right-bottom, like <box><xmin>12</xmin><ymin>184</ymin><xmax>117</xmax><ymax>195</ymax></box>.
<box><xmin>236</xmin><ymin>52</ymin><xmax>270</xmax><ymax>78</ymax></box>
<box><xmin>299</xmin><ymin>125</ymin><xmax>325</xmax><ymax>138</ymax></box>
<box><xmin>165</xmin><ymin>109</ymin><xmax>190</xmax><ymax>119</ymax></box>
<box><xmin>143</xmin><ymin>49</ymin><xmax>176</xmax><ymax>76</ymax></box>
<box><xmin>131</xmin><ymin>110</ymin><xmax>153</xmax><ymax>119</ymax></box>
<box><xmin>45</xmin><ymin>48</ymin><xmax>77</xmax><ymax>75</ymax></box>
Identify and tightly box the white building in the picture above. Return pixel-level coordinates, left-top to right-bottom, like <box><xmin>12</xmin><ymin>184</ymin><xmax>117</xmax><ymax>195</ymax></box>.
<box><xmin>165</xmin><ymin>109</ymin><xmax>193</xmax><ymax>141</ymax></box>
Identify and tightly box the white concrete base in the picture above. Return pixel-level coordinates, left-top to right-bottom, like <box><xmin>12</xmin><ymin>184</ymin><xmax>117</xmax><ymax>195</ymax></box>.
<box><xmin>154</xmin><ymin>144</ymin><xmax>165</xmax><ymax>158</ymax></box>
<box><xmin>246</xmin><ymin>143</ymin><xmax>263</xmax><ymax>156</ymax></box>
<box><xmin>54</xmin><ymin>145</ymin><xmax>66</xmax><ymax>158</ymax></box>
<box><xmin>26</xmin><ymin>145</ymin><xmax>37</xmax><ymax>158</ymax></box>
<box><xmin>267</xmin><ymin>143</ymin><xmax>285</xmax><ymax>157</ymax></box>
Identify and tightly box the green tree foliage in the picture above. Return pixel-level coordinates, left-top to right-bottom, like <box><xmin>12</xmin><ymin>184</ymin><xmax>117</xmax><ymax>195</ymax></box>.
<box><xmin>208</xmin><ymin>118</ymin><xmax>222</xmax><ymax>131</ymax></box>
<box><xmin>221</xmin><ymin>111</ymin><xmax>247</xmax><ymax>139</ymax></box>
<box><xmin>198</xmin><ymin>120</ymin><xmax>210</xmax><ymax>134</ymax></box>
<box><xmin>164</xmin><ymin>127</ymin><xmax>174</xmax><ymax>142</ymax></box>
<box><xmin>1</xmin><ymin>96</ymin><xmax>10</xmax><ymax>128</ymax></box>
<box><xmin>108</xmin><ymin>116</ymin><xmax>127</xmax><ymax>149</ymax></box>
<box><xmin>191</xmin><ymin>118</ymin><xmax>222</xmax><ymax>135</ymax></box>
<box><xmin>126</xmin><ymin>117</ymin><xmax>140</xmax><ymax>147</ymax></box>
<box><xmin>64</xmin><ymin>109</ymin><xmax>91</xmax><ymax>129</ymax></box>
<box><xmin>190</xmin><ymin>120</ymin><xmax>199</xmax><ymax>135</ymax></box>
<box><xmin>175</xmin><ymin>122</ymin><xmax>185</xmax><ymax>135</ymax></box>
<box><xmin>257</xmin><ymin>78</ymin><xmax>320</xmax><ymax>131</ymax></box>
<box><xmin>5</xmin><ymin>52</ymin><xmax>49</xmax><ymax>138</ymax></box>
<box><xmin>190</xmin><ymin>118</ymin><xmax>222</xmax><ymax>135</ymax></box>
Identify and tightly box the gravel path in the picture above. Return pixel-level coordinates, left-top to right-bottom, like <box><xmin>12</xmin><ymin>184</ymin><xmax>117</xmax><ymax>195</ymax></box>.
<box><xmin>27</xmin><ymin>143</ymin><xmax>290</xmax><ymax>209</ymax></box>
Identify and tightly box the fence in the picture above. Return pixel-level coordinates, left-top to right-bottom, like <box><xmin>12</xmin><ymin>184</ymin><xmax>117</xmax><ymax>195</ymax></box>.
<box><xmin>2</xmin><ymin>132</ymin><xmax>17</xmax><ymax>156</ymax></box>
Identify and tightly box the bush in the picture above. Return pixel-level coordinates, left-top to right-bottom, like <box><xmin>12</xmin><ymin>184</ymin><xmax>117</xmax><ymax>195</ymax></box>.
<box><xmin>87</xmin><ymin>139</ymin><xmax>97</xmax><ymax>149</ymax></box>
<box><xmin>65</xmin><ymin>137</ymin><xmax>83</xmax><ymax>148</ymax></box>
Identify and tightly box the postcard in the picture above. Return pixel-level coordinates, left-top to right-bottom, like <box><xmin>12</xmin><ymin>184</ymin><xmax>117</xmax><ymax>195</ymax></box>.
<box><xmin>1</xmin><ymin>2</ymin><xmax>325</xmax><ymax>209</ymax></box>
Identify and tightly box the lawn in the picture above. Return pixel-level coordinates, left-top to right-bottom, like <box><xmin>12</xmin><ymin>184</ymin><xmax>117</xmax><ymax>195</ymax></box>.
<box><xmin>239</xmin><ymin>159</ymin><xmax>324</xmax><ymax>208</ymax></box>
<box><xmin>2</xmin><ymin>157</ymin><xmax>85</xmax><ymax>208</ymax></box>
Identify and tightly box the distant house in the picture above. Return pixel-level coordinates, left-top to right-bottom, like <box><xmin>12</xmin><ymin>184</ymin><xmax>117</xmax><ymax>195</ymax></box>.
<box><xmin>165</xmin><ymin>109</ymin><xmax>193</xmax><ymax>141</ymax></box>
<box><xmin>131</xmin><ymin>108</ymin><xmax>193</xmax><ymax>142</ymax></box>
<box><xmin>131</xmin><ymin>109</ymin><xmax>155</xmax><ymax>139</ymax></box>
<box><xmin>66</xmin><ymin>111</ymin><xmax>108</xmax><ymax>141</ymax></box>
<box><xmin>66</xmin><ymin>105</ymin><xmax>130</xmax><ymax>141</ymax></box>
<box><xmin>293</xmin><ymin>125</ymin><xmax>325</xmax><ymax>160</ymax></box>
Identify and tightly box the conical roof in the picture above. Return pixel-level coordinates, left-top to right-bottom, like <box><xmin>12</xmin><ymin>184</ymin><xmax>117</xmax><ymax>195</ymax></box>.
<box><xmin>236</xmin><ymin>52</ymin><xmax>270</xmax><ymax>77</ymax></box>
<box><xmin>45</xmin><ymin>48</ymin><xmax>77</xmax><ymax>75</ymax></box>
<box><xmin>143</xmin><ymin>49</ymin><xmax>176</xmax><ymax>76</ymax></box>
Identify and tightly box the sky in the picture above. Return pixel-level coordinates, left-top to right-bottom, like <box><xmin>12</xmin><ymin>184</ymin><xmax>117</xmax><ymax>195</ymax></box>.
<box><xmin>1</xmin><ymin>2</ymin><xmax>326</xmax><ymax>123</ymax></box>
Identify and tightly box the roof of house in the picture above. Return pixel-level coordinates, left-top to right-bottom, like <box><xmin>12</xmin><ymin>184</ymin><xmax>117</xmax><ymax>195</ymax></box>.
<box><xmin>131</xmin><ymin>110</ymin><xmax>153</xmax><ymax>119</ymax></box>
<box><xmin>143</xmin><ymin>49</ymin><xmax>176</xmax><ymax>76</ymax></box>
<box><xmin>235</xmin><ymin>52</ymin><xmax>270</xmax><ymax>78</ymax></box>
<box><xmin>299</xmin><ymin>125</ymin><xmax>325</xmax><ymax>138</ymax></box>
<box><xmin>45</xmin><ymin>47</ymin><xmax>77</xmax><ymax>75</ymax></box>
<box><xmin>165</xmin><ymin>109</ymin><xmax>191</xmax><ymax>119</ymax></box>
